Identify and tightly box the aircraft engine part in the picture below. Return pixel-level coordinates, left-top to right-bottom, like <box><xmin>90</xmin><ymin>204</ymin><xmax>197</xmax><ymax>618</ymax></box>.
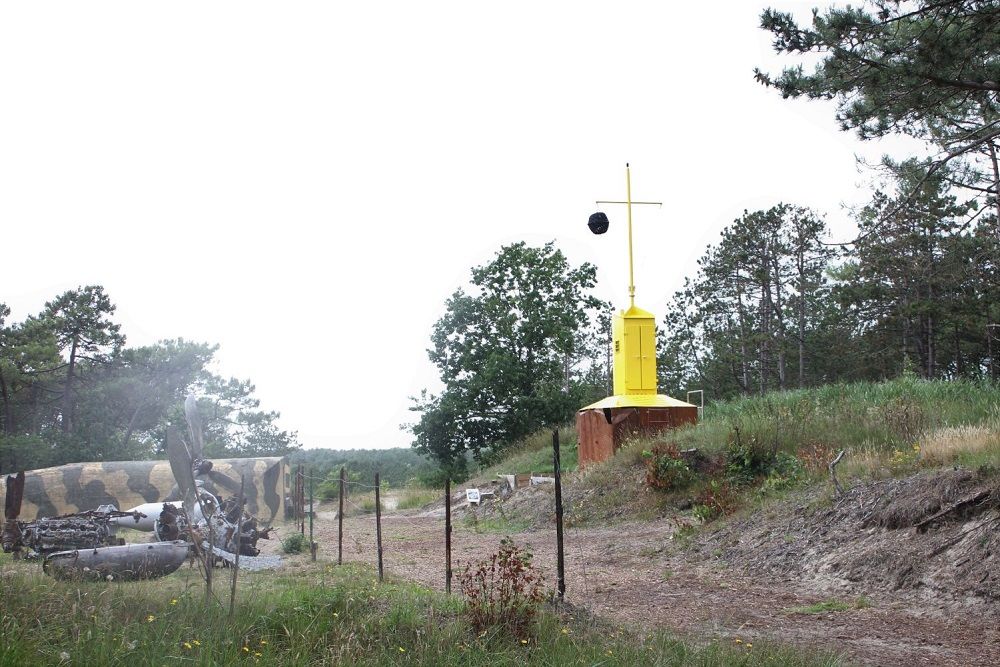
<box><xmin>7</xmin><ymin>508</ymin><xmax>145</xmax><ymax>559</ymax></box>
<box><xmin>43</xmin><ymin>541</ymin><xmax>192</xmax><ymax>581</ymax></box>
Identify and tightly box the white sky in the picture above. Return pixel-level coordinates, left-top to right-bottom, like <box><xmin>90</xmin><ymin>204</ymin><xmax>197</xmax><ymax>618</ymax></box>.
<box><xmin>1</xmin><ymin>1</ymin><xmax>917</xmax><ymax>449</ymax></box>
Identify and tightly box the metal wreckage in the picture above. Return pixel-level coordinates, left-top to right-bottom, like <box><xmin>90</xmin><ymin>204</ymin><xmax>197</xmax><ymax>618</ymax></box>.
<box><xmin>1</xmin><ymin>396</ymin><xmax>281</xmax><ymax>581</ymax></box>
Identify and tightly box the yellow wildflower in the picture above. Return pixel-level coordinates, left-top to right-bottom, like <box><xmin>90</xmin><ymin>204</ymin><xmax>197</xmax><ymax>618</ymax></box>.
<box><xmin>192</xmin><ymin>640</ymin><xmax>201</xmax><ymax>646</ymax></box>
<box><xmin>259</xmin><ymin>640</ymin><xmax>267</xmax><ymax>645</ymax></box>
<box><xmin>183</xmin><ymin>642</ymin><xmax>192</xmax><ymax>650</ymax></box>
<box><xmin>146</xmin><ymin>615</ymin><xmax>155</xmax><ymax>623</ymax></box>
<box><xmin>242</xmin><ymin>646</ymin><xmax>250</xmax><ymax>653</ymax></box>
<box><xmin>170</xmin><ymin>599</ymin><xmax>178</xmax><ymax>605</ymax></box>
<box><xmin>399</xmin><ymin>647</ymin><xmax>406</xmax><ymax>653</ymax></box>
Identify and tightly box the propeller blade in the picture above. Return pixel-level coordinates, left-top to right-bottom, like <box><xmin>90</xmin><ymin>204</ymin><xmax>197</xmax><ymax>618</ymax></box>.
<box><xmin>166</xmin><ymin>426</ymin><xmax>197</xmax><ymax>515</ymax></box>
<box><xmin>184</xmin><ymin>394</ymin><xmax>204</xmax><ymax>459</ymax></box>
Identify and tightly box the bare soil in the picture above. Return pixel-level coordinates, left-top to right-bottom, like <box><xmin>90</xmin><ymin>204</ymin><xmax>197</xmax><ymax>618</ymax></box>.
<box><xmin>268</xmin><ymin>470</ymin><xmax>1000</xmax><ymax>667</ymax></box>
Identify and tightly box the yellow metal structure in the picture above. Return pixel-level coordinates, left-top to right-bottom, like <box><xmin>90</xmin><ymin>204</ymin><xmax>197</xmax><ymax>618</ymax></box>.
<box><xmin>591</xmin><ymin>164</ymin><xmax>695</xmax><ymax>410</ymax></box>
<box><xmin>612</xmin><ymin>304</ymin><xmax>657</xmax><ymax>395</ymax></box>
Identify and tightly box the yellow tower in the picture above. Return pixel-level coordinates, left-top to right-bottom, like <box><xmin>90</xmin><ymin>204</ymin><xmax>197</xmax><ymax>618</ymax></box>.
<box><xmin>577</xmin><ymin>164</ymin><xmax>698</xmax><ymax>467</ymax></box>
<box><xmin>612</xmin><ymin>304</ymin><xmax>657</xmax><ymax>396</ymax></box>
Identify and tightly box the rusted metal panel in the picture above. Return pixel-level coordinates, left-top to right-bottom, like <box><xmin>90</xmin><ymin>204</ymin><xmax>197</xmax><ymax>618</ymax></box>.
<box><xmin>576</xmin><ymin>406</ymin><xmax>699</xmax><ymax>469</ymax></box>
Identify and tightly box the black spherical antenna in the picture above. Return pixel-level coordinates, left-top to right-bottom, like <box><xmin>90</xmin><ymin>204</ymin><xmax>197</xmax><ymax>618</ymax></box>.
<box><xmin>588</xmin><ymin>212</ymin><xmax>610</xmax><ymax>235</ymax></box>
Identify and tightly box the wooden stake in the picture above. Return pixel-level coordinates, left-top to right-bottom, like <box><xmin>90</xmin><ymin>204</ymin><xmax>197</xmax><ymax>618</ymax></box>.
<box><xmin>338</xmin><ymin>467</ymin><xmax>345</xmax><ymax>565</ymax></box>
<box><xmin>553</xmin><ymin>429</ymin><xmax>566</xmax><ymax>600</ymax></box>
<box><xmin>444</xmin><ymin>477</ymin><xmax>452</xmax><ymax>595</ymax></box>
<box><xmin>375</xmin><ymin>471</ymin><xmax>384</xmax><ymax>583</ymax></box>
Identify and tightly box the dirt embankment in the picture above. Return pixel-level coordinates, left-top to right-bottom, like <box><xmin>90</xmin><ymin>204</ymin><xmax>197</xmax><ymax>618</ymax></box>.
<box><xmin>691</xmin><ymin>468</ymin><xmax>1000</xmax><ymax>615</ymax></box>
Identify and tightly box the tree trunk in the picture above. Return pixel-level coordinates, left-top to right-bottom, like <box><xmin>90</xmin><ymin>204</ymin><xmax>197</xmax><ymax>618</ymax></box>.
<box><xmin>0</xmin><ymin>371</ymin><xmax>13</xmax><ymax>435</ymax></box>
<box><xmin>988</xmin><ymin>141</ymin><xmax>1000</xmax><ymax>241</ymax></box>
<box><xmin>796</xmin><ymin>245</ymin><xmax>806</xmax><ymax>388</ymax></box>
<box><xmin>61</xmin><ymin>337</ymin><xmax>78</xmax><ymax>434</ymax></box>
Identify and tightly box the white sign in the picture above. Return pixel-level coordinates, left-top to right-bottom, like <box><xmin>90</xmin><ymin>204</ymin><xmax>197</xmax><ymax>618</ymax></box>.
<box><xmin>465</xmin><ymin>488</ymin><xmax>481</xmax><ymax>505</ymax></box>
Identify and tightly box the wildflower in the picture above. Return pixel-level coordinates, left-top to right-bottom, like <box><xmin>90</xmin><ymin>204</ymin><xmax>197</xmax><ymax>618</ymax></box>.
<box><xmin>192</xmin><ymin>640</ymin><xmax>201</xmax><ymax>646</ymax></box>
<box><xmin>254</xmin><ymin>652</ymin><xmax>262</xmax><ymax>657</ymax></box>
<box><xmin>333</xmin><ymin>612</ymin><xmax>339</xmax><ymax>618</ymax></box>
<box><xmin>399</xmin><ymin>647</ymin><xmax>406</xmax><ymax>653</ymax></box>
<box><xmin>521</xmin><ymin>639</ymin><xmax>528</xmax><ymax>645</ymax></box>
<box><xmin>170</xmin><ymin>599</ymin><xmax>178</xmax><ymax>605</ymax></box>
<box><xmin>183</xmin><ymin>642</ymin><xmax>192</xmax><ymax>650</ymax></box>
<box><xmin>242</xmin><ymin>646</ymin><xmax>250</xmax><ymax>653</ymax></box>
<box><xmin>561</xmin><ymin>627</ymin><xmax>569</xmax><ymax>635</ymax></box>
<box><xmin>259</xmin><ymin>640</ymin><xmax>267</xmax><ymax>645</ymax></box>
<box><xmin>734</xmin><ymin>638</ymin><xmax>743</xmax><ymax>644</ymax></box>
<box><xmin>146</xmin><ymin>615</ymin><xmax>156</xmax><ymax>623</ymax></box>
<box><xmin>746</xmin><ymin>643</ymin><xmax>753</xmax><ymax>649</ymax></box>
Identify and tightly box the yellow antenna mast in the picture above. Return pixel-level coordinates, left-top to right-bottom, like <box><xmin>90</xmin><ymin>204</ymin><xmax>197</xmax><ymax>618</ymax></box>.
<box><xmin>595</xmin><ymin>163</ymin><xmax>662</xmax><ymax>307</ymax></box>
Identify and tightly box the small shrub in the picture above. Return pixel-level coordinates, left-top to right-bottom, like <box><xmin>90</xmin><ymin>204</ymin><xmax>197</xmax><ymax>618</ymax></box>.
<box><xmin>644</xmin><ymin>443</ymin><xmax>697</xmax><ymax>491</ymax></box>
<box><xmin>692</xmin><ymin>480</ymin><xmax>738</xmax><ymax>522</ymax></box>
<box><xmin>725</xmin><ymin>428</ymin><xmax>776</xmax><ymax>485</ymax></box>
<box><xmin>281</xmin><ymin>532</ymin><xmax>307</xmax><ymax>554</ymax></box>
<box><xmin>459</xmin><ymin>538</ymin><xmax>546</xmax><ymax>638</ymax></box>
<box><xmin>759</xmin><ymin>452</ymin><xmax>806</xmax><ymax>495</ymax></box>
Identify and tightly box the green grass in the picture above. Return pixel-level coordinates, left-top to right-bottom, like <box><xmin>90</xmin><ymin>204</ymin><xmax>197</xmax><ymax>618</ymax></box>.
<box><xmin>478</xmin><ymin>426</ymin><xmax>578</xmax><ymax>480</ymax></box>
<box><xmin>671</xmin><ymin>377</ymin><xmax>1000</xmax><ymax>457</ymax></box>
<box><xmin>396</xmin><ymin>487</ymin><xmax>442</xmax><ymax>511</ymax></box>
<box><xmin>0</xmin><ymin>559</ymin><xmax>841</xmax><ymax>666</ymax></box>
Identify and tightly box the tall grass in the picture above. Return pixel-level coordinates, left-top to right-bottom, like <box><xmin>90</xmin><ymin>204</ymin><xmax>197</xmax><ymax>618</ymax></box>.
<box><xmin>477</xmin><ymin>425</ymin><xmax>578</xmax><ymax>481</ymax></box>
<box><xmin>0</xmin><ymin>557</ymin><xmax>840</xmax><ymax>666</ymax></box>
<box><xmin>671</xmin><ymin>377</ymin><xmax>1000</xmax><ymax>457</ymax></box>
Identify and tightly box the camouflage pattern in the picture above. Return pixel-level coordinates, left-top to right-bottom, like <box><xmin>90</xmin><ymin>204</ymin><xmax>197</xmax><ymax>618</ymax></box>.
<box><xmin>0</xmin><ymin>458</ymin><xmax>287</xmax><ymax>525</ymax></box>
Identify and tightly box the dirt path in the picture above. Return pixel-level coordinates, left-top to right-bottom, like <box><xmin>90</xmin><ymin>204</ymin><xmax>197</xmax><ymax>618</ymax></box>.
<box><xmin>275</xmin><ymin>509</ymin><xmax>998</xmax><ymax>667</ymax></box>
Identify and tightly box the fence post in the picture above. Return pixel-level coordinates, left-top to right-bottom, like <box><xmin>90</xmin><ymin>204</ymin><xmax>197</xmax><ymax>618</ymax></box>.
<box><xmin>374</xmin><ymin>471</ymin><xmax>384</xmax><ymax>583</ymax></box>
<box><xmin>298</xmin><ymin>465</ymin><xmax>305</xmax><ymax>536</ymax></box>
<box><xmin>338</xmin><ymin>466</ymin><xmax>345</xmax><ymax>566</ymax></box>
<box><xmin>309</xmin><ymin>467</ymin><xmax>316</xmax><ymax>562</ymax></box>
<box><xmin>553</xmin><ymin>429</ymin><xmax>566</xmax><ymax>600</ymax></box>
<box><xmin>444</xmin><ymin>477</ymin><xmax>452</xmax><ymax>595</ymax></box>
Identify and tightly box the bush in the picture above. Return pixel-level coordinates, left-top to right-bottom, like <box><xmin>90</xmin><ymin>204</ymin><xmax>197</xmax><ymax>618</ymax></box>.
<box><xmin>725</xmin><ymin>427</ymin><xmax>777</xmax><ymax>485</ymax></box>
<box><xmin>758</xmin><ymin>452</ymin><xmax>806</xmax><ymax>496</ymax></box>
<box><xmin>459</xmin><ymin>538</ymin><xmax>546</xmax><ymax>638</ymax></box>
<box><xmin>643</xmin><ymin>443</ymin><xmax>697</xmax><ymax>491</ymax></box>
<box><xmin>281</xmin><ymin>532</ymin><xmax>307</xmax><ymax>554</ymax></box>
<box><xmin>692</xmin><ymin>480</ymin><xmax>738</xmax><ymax>522</ymax></box>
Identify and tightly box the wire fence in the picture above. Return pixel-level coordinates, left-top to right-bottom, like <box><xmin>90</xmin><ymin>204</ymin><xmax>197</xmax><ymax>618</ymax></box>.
<box><xmin>287</xmin><ymin>436</ymin><xmax>572</xmax><ymax>598</ymax></box>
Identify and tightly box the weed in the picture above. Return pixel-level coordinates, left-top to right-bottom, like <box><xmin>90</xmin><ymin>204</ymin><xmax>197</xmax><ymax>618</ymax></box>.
<box><xmin>643</xmin><ymin>443</ymin><xmax>697</xmax><ymax>491</ymax></box>
<box><xmin>459</xmin><ymin>538</ymin><xmax>546</xmax><ymax>639</ymax></box>
<box><xmin>280</xmin><ymin>532</ymin><xmax>307</xmax><ymax>554</ymax></box>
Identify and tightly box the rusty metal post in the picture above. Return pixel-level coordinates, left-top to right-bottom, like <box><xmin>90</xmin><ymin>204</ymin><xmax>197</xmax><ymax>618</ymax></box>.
<box><xmin>444</xmin><ymin>477</ymin><xmax>452</xmax><ymax>595</ymax></box>
<box><xmin>553</xmin><ymin>429</ymin><xmax>565</xmax><ymax>600</ymax></box>
<box><xmin>309</xmin><ymin>467</ymin><xmax>316</xmax><ymax>562</ymax></box>
<box><xmin>337</xmin><ymin>466</ymin><xmax>345</xmax><ymax>566</ymax></box>
<box><xmin>374</xmin><ymin>471</ymin><xmax>384</xmax><ymax>583</ymax></box>
<box><xmin>298</xmin><ymin>465</ymin><xmax>305</xmax><ymax>536</ymax></box>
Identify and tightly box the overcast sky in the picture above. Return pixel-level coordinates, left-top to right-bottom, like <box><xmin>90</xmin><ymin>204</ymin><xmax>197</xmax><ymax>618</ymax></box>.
<box><xmin>1</xmin><ymin>1</ymin><xmax>916</xmax><ymax>450</ymax></box>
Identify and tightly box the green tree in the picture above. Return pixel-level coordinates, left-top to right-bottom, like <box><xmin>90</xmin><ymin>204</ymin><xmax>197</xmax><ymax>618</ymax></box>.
<box><xmin>42</xmin><ymin>286</ymin><xmax>125</xmax><ymax>435</ymax></box>
<box><xmin>410</xmin><ymin>241</ymin><xmax>603</xmax><ymax>467</ymax></box>
<box><xmin>835</xmin><ymin>160</ymin><xmax>989</xmax><ymax>379</ymax></box>
<box><xmin>659</xmin><ymin>205</ymin><xmax>833</xmax><ymax>398</ymax></box>
<box><xmin>756</xmin><ymin>1</ymin><xmax>1000</xmax><ymax>228</ymax></box>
